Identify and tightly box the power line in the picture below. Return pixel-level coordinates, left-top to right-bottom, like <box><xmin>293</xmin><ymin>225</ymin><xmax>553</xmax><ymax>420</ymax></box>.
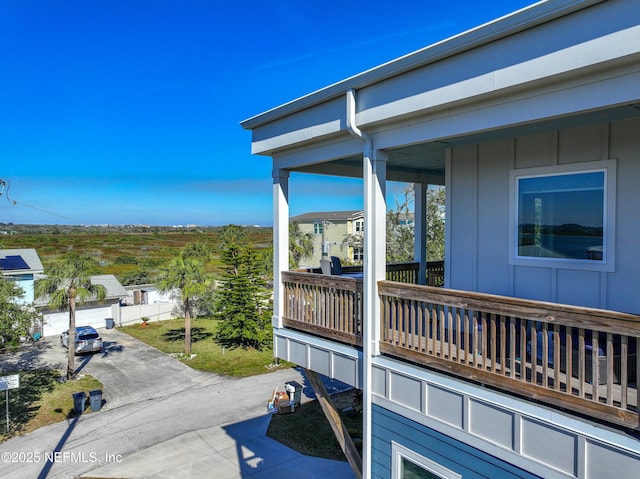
<box><xmin>0</xmin><ymin>178</ymin><xmax>17</xmax><ymax>206</ymax></box>
<box><xmin>1</xmin><ymin>177</ymin><xmax>86</xmax><ymax>223</ymax></box>
<box><xmin>0</xmin><ymin>177</ymin><xmax>237</xmax><ymax>247</ymax></box>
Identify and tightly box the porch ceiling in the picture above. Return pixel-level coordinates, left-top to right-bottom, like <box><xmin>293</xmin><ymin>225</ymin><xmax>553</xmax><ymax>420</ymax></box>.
<box><xmin>292</xmin><ymin>102</ymin><xmax>640</xmax><ymax>184</ymax></box>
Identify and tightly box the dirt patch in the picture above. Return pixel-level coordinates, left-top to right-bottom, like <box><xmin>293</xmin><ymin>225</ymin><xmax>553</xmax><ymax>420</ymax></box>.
<box><xmin>266</xmin><ymin>388</ymin><xmax>363</xmax><ymax>461</ymax></box>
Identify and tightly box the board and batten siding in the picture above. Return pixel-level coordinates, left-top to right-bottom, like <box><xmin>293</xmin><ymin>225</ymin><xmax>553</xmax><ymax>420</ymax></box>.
<box><xmin>372</xmin><ymin>404</ymin><xmax>541</xmax><ymax>479</ymax></box>
<box><xmin>447</xmin><ymin>117</ymin><xmax>640</xmax><ymax>314</ymax></box>
<box><xmin>370</xmin><ymin>356</ymin><xmax>640</xmax><ymax>479</ymax></box>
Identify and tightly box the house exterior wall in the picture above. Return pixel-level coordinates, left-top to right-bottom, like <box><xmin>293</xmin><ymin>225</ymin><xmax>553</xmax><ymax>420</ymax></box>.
<box><xmin>372</xmin><ymin>405</ymin><xmax>540</xmax><ymax>479</ymax></box>
<box><xmin>447</xmin><ymin>117</ymin><xmax>640</xmax><ymax>314</ymax></box>
<box><xmin>295</xmin><ymin>217</ymin><xmax>360</xmax><ymax>268</ymax></box>
<box><xmin>370</xmin><ymin>356</ymin><xmax>640</xmax><ymax>479</ymax></box>
<box><xmin>42</xmin><ymin>301</ymin><xmax>121</xmax><ymax>337</ymax></box>
<box><xmin>12</xmin><ymin>274</ymin><xmax>35</xmax><ymax>304</ymax></box>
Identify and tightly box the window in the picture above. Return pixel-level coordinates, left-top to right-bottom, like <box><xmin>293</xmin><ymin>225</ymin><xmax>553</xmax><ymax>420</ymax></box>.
<box><xmin>353</xmin><ymin>247</ymin><xmax>363</xmax><ymax>262</ymax></box>
<box><xmin>392</xmin><ymin>442</ymin><xmax>460</xmax><ymax>479</ymax></box>
<box><xmin>313</xmin><ymin>222</ymin><xmax>323</xmax><ymax>235</ymax></box>
<box><xmin>509</xmin><ymin>160</ymin><xmax>615</xmax><ymax>271</ymax></box>
<box><xmin>354</xmin><ymin>219</ymin><xmax>364</xmax><ymax>233</ymax></box>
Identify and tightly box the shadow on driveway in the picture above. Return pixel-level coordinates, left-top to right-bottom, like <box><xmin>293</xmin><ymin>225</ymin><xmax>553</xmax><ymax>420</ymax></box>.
<box><xmin>73</xmin><ymin>341</ymin><xmax>125</xmax><ymax>376</ymax></box>
<box><xmin>0</xmin><ymin>339</ymin><xmax>65</xmax><ymax>372</ymax></box>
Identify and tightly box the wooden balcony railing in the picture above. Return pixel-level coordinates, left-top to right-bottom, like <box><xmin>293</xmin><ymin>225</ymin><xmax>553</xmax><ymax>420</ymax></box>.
<box><xmin>282</xmin><ymin>271</ymin><xmax>363</xmax><ymax>346</ymax></box>
<box><xmin>282</xmin><ymin>262</ymin><xmax>425</xmax><ymax>345</ymax></box>
<box><xmin>386</xmin><ymin>262</ymin><xmax>419</xmax><ymax>284</ymax></box>
<box><xmin>281</xmin><ymin>268</ymin><xmax>640</xmax><ymax>429</ymax></box>
<box><xmin>378</xmin><ymin>281</ymin><xmax>640</xmax><ymax>430</ymax></box>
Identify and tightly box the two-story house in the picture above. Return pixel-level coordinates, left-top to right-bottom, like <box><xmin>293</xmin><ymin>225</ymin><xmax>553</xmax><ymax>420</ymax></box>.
<box><xmin>243</xmin><ymin>1</ymin><xmax>640</xmax><ymax>478</ymax></box>
<box><xmin>291</xmin><ymin>210</ymin><xmax>365</xmax><ymax>268</ymax></box>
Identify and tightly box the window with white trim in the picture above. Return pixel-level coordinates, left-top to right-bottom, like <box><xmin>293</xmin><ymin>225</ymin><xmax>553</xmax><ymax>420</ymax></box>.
<box><xmin>313</xmin><ymin>221</ymin><xmax>323</xmax><ymax>235</ymax></box>
<box><xmin>509</xmin><ymin>160</ymin><xmax>616</xmax><ymax>271</ymax></box>
<box><xmin>392</xmin><ymin>442</ymin><xmax>460</xmax><ymax>479</ymax></box>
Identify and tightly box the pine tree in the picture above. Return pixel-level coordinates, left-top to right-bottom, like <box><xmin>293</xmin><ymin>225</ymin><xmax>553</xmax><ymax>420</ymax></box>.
<box><xmin>214</xmin><ymin>226</ymin><xmax>272</xmax><ymax>349</ymax></box>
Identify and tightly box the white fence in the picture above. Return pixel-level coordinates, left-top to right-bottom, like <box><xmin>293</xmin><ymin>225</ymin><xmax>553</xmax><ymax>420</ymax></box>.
<box><xmin>41</xmin><ymin>302</ymin><xmax>178</xmax><ymax>337</ymax></box>
<box><xmin>119</xmin><ymin>302</ymin><xmax>177</xmax><ymax>326</ymax></box>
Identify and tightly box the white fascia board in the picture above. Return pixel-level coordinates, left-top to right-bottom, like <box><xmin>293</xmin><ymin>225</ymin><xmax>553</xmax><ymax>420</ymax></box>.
<box><xmin>251</xmin><ymin>118</ymin><xmax>342</xmax><ymax>155</ymax></box>
<box><xmin>371</xmin><ymin>63</ymin><xmax>640</xmax><ymax>150</ymax></box>
<box><xmin>240</xmin><ymin>0</ymin><xmax>604</xmax><ymax>131</ymax></box>
<box><xmin>358</xmin><ymin>26</ymin><xmax>640</xmax><ymax>128</ymax></box>
<box><xmin>271</xmin><ymin>136</ymin><xmax>363</xmax><ymax>171</ymax></box>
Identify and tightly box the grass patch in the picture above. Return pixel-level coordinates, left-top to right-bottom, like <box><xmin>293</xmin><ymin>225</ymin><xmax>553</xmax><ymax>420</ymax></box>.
<box><xmin>0</xmin><ymin>369</ymin><xmax>102</xmax><ymax>441</ymax></box>
<box><xmin>266</xmin><ymin>389</ymin><xmax>363</xmax><ymax>461</ymax></box>
<box><xmin>120</xmin><ymin>318</ymin><xmax>291</xmax><ymax>377</ymax></box>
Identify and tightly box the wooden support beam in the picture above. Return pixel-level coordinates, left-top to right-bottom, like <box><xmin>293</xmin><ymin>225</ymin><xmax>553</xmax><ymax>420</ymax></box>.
<box><xmin>304</xmin><ymin>369</ymin><xmax>362</xmax><ymax>479</ymax></box>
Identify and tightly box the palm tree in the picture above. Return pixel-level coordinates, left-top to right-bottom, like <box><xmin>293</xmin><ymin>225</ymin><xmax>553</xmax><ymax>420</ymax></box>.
<box><xmin>35</xmin><ymin>254</ymin><xmax>106</xmax><ymax>380</ymax></box>
<box><xmin>289</xmin><ymin>222</ymin><xmax>314</xmax><ymax>269</ymax></box>
<box><xmin>156</xmin><ymin>255</ymin><xmax>209</xmax><ymax>355</ymax></box>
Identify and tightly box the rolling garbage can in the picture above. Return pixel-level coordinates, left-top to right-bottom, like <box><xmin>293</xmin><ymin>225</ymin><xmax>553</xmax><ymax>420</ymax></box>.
<box><xmin>105</xmin><ymin>318</ymin><xmax>115</xmax><ymax>329</ymax></box>
<box><xmin>89</xmin><ymin>389</ymin><xmax>103</xmax><ymax>411</ymax></box>
<box><xmin>72</xmin><ymin>392</ymin><xmax>86</xmax><ymax>414</ymax></box>
<box><xmin>285</xmin><ymin>381</ymin><xmax>302</xmax><ymax>407</ymax></box>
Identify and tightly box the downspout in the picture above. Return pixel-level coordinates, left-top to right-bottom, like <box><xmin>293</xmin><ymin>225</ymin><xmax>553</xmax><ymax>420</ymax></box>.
<box><xmin>346</xmin><ymin>88</ymin><xmax>373</xmax><ymax>479</ymax></box>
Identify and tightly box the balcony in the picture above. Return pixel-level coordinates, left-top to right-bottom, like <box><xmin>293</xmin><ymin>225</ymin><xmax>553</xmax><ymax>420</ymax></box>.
<box><xmin>281</xmin><ymin>264</ymin><xmax>640</xmax><ymax>431</ymax></box>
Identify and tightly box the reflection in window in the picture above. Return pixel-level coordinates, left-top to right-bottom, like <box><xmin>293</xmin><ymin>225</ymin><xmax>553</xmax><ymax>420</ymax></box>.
<box><xmin>517</xmin><ymin>171</ymin><xmax>604</xmax><ymax>261</ymax></box>
<box><xmin>402</xmin><ymin>458</ymin><xmax>443</xmax><ymax>478</ymax></box>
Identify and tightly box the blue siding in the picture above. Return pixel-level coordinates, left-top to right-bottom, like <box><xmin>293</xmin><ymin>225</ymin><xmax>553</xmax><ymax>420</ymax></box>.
<box><xmin>371</xmin><ymin>404</ymin><xmax>541</xmax><ymax>479</ymax></box>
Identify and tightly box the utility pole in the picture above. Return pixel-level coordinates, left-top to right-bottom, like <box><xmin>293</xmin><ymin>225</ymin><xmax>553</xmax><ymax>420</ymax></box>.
<box><xmin>321</xmin><ymin>219</ymin><xmax>331</xmax><ymax>257</ymax></box>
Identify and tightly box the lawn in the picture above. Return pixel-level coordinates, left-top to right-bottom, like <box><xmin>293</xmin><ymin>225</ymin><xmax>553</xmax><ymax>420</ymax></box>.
<box><xmin>0</xmin><ymin>370</ymin><xmax>102</xmax><ymax>441</ymax></box>
<box><xmin>120</xmin><ymin>317</ymin><xmax>290</xmax><ymax>377</ymax></box>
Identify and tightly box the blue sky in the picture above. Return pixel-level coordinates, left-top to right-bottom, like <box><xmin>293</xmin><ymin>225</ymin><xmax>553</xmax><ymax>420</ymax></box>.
<box><xmin>0</xmin><ymin>0</ymin><xmax>533</xmax><ymax>226</ymax></box>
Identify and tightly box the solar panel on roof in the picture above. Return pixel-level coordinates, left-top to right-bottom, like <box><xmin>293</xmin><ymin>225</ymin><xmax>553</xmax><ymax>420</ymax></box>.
<box><xmin>0</xmin><ymin>255</ymin><xmax>30</xmax><ymax>271</ymax></box>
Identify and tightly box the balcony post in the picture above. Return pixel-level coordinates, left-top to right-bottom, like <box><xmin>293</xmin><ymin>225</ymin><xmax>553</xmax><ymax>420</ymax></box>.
<box><xmin>273</xmin><ymin>168</ymin><xmax>290</xmax><ymax>330</ymax></box>
<box><xmin>414</xmin><ymin>182</ymin><xmax>427</xmax><ymax>285</ymax></box>
<box><xmin>364</xmin><ymin>149</ymin><xmax>387</xmax><ymax>356</ymax></box>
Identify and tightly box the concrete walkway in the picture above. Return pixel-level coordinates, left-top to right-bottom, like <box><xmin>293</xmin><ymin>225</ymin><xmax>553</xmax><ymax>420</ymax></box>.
<box><xmin>86</xmin><ymin>414</ymin><xmax>353</xmax><ymax>479</ymax></box>
<box><xmin>0</xmin><ymin>330</ymin><xmax>356</xmax><ymax>479</ymax></box>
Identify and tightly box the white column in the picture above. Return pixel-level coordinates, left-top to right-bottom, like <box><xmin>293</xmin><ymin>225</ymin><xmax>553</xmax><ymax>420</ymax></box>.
<box><xmin>272</xmin><ymin>168</ymin><xmax>290</xmax><ymax>330</ymax></box>
<box><xmin>414</xmin><ymin>182</ymin><xmax>427</xmax><ymax>285</ymax></box>
<box><xmin>362</xmin><ymin>146</ymin><xmax>386</xmax><ymax>479</ymax></box>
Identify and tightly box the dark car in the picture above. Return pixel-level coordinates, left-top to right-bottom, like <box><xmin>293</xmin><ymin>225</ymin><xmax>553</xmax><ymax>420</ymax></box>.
<box><xmin>60</xmin><ymin>326</ymin><xmax>103</xmax><ymax>354</ymax></box>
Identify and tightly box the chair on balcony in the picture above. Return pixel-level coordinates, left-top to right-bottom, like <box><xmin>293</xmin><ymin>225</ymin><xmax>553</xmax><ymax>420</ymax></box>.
<box><xmin>331</xmin><ymin>256</ymin><xmax>364</xmax><ymax>279</ymax></box>
<box><xmin>330</xmin><ymin>256</ymin><xmax>343</xmax><ymax>274</ymax></box>
<box><xmin>320</xmin><ymin>258</ymin><xmax>333</xmax><ymax>275</ymax></box>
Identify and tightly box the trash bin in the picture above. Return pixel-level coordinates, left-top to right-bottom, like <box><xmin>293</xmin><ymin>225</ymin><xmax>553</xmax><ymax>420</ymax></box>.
<box><xmin>72</xmin><ymin>392</ymin><xmax>86</xmax><ymax>414</ymax></box>
<box><xmin>105</xmin><ymin>318</ymin><xmax>115</xmax><ymax>329</ymax></box>
<box><xmin>89</xmin><ymin>389</ymin><xmax>103</xmax><ymax>411</ymax></box>
<box><xmin>285</xmin><ymin>381</ymin><xmax>303</xmax><ymax>407</ymax></box>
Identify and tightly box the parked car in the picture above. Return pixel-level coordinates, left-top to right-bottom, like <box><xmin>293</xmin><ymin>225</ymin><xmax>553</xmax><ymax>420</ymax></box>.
<box><xmin>60</xmin><ymin>326</ymin><xmax>103</xmax><ymax>354</ymax></box>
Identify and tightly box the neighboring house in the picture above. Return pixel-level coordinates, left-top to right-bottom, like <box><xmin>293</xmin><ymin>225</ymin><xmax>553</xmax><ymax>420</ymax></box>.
<box><xmin>36</xmin><ymin>274</ymin><xmax>128</xmax><ymax>337</ymax></box>
<box><xmin>243</xmin><ymin>1</ymin><xmax>640</xmax><ymax>478</ymax></box>
<box><xmin>291</xmin><ymin>210</ymin><xmax>364</xmax><ymax>267</ymax></box>
<box><xmin>0</xmin><ymin>248</ymin><xmax>44</xmax><ymax>304</ymax></box>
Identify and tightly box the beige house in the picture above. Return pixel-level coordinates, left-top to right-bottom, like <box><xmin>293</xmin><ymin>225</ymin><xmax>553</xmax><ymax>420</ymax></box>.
<box><xmin>291</xmin><ymin>210</ymin><xmax>364</xmax><ymax>268</ymax></box>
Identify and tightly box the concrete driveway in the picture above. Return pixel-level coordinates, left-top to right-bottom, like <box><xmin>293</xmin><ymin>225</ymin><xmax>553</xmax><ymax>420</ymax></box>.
<box><xmin>1</xmin><ymin>328</ymin><xmax>215</xmax><ymax>410</ymax></box>
<box><xmin>0</xmin><ymin>329</ymin><xmax>356</xmax><ymax>479</ymax></box>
